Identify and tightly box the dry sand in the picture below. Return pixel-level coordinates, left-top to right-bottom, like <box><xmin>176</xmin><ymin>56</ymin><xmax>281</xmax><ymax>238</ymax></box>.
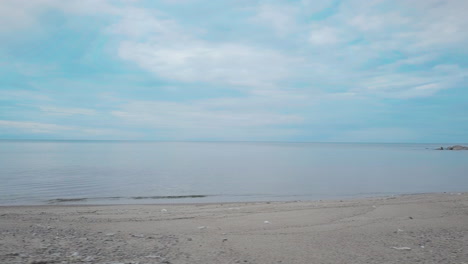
<box><xmin>1</xmin><ymin>193</ymin><xmax>467</xmax><ymax>264</ymax></box>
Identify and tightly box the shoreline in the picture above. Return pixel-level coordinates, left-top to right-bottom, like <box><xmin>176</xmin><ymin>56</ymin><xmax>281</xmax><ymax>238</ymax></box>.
<box><xmin>1</xmin><ymin>192</ymin><xmax>467</xmax><ymax>263</ymax></box>
<box><xmin>2</xmin><ymin>191</ymin><xmax>463</xmax><ymax>208</ymax></box>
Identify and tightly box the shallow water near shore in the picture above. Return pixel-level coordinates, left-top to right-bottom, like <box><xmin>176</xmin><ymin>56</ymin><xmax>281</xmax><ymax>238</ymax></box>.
<box><xmin>1</xmin><ymin>141</ymin><xmax>467</xmax><ymax>205</ymax></box>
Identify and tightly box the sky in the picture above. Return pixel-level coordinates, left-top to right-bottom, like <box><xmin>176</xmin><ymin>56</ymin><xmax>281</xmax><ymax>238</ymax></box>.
<box><xmin>0</xmin><ymin>0</ymin><xmax>467</xmax><ymax>142</ymax></box>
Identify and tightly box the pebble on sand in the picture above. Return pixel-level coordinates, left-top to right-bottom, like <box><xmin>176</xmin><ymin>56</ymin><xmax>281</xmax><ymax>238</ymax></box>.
<box><xmin>392</xmin><ymin>247</ymin><xmax>411</xmax><ymax>250</ymax></box>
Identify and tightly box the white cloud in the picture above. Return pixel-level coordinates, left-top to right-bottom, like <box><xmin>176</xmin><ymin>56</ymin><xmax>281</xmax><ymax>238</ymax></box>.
<box><xmin>112</xmin><ymin>100</ymin><xmax>303</xmax><ymax>129</ymax></box>
<box><xmin>330</xmin><ymin>127</ymin><xmax>419</xmax><ymax>143</ymax></box>
<box><xmin>105</xmin><ymin>5</ymin><xmax>304</xmax><ymax>89</ymax></box>
<box><xmin>376</xmin><ymin>54</ymin><xmax>438</xmax><ymax>71</ymax></box>
<box><xmin>108</xmin><ymin>7</ymin><xmax>178</xmax><ymax>38</ymax></box>
<box><xmin>308</xmin><ymin>26</ymin><xmax>340</xmax><ymax>45</ymax></box>
<box><xmin>111</xmin><ymin>99</ymin><xmax>304</xmax><ymax>140</ymax></box>
<box><xmin>119</xmin><ymin>40</ymin><xmax>301</xmax><ymax>88</ymax></box>
<box><xmin>0</xmin><ymin>90</ymin><xmax>51</xmax><ymax>101</ymax></box>
<box><xmin>396</xmin><ymin>0</ymin><xmax>468</xmax><ymax>49</ymax></box>
<box><xmin>357</xmin><ymin>64</ymin><xmax>467</xmax><ymax>98</ymax></box>
<box><xmin>300</xmin><ymin>0</ymin><xmax>334</xmax><ymax>13</ymax></box>
<box><xmin>252</xmin><ymin>4</ymin><xmax>298</xmax><ymax>35</ymax></box>
<box><xmin>349</xmin><ymin>13</ymin><xmax>409</xmax><ymax>32</ymax></box>
<box><xmin>6</xmin><ymin>0</ymin><xmax>464</xmax><ymax>100</ymax></box>
<box><xmin>200</xmin><ymin>91</ymin><xmax>309</xmax><ymax>110</ymax></box>
<box><xmin>300</xmin><ymin>0</ymin><xmax>468</xmax><ymax>98</ymax></box>
<box><xmin>0</xmin><ymin>0</ymin><xmax>120</xmax><ymax>32</ymax></box>
<box><xmin>0</xmin><ymin>120</ymin><xmax>72</xmax><ymax>134</ymax></box>
<box><xmin>0</xmin><ymin>0</ymin><xmax>60</xmax><ymax>32</ymax></box>
<box><xmin>0</xmin><ymin>120</ymin><xmax>141</xmax><ymax>138</ymax></box>
<box><xmin>339</xmin><ymin>0</ymin><xmax>468</xmax><ymax>51</ymax></box>
<box><xmin>2</xmin><ymin>0</ymin><xmax>467</xmax><ymax>141</ymax></box>
<box><xmin>38</xmin><ymin>106</ymin><xmax>97</xmax><ymax>116</ymax></box>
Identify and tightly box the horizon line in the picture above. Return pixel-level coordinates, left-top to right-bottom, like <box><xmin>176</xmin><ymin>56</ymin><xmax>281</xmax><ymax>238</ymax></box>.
<box><xmin>0</xmin><ymin>139</ymin><xmax>466</xmax><ymax>144</ymax></box>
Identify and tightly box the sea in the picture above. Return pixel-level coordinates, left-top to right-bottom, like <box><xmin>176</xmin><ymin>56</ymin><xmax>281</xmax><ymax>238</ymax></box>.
<box><xmin>0</xmin><ymin>140</ymin><xmax>467</xmax><ymax>205</ymax></box>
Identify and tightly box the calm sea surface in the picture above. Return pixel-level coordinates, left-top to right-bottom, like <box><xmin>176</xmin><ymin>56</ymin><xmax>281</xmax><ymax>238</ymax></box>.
<box><xmin>0</xmin><ymin>141</ymin><xmax>467</xmax><ymax>205</ymax></box>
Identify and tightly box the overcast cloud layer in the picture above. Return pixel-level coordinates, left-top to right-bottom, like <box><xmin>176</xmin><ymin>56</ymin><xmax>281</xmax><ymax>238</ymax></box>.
<box><xmin>0</xmin><ymin>0</ymin><xmax>467</xmax><ymax>142</ymax></box>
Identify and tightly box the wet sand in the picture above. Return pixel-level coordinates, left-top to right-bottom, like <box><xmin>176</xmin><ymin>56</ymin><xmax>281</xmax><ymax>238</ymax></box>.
<box><xmin>1</xmin><ymin>192</ymin><xmax>467</xmax><ymax>264</ymax></box>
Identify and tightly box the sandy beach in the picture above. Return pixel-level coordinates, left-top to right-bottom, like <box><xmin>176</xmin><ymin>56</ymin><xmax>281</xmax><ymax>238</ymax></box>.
<box><xmin>1</xmin><ymin>193</ymin><xmax>467</xmax><ymax>264</ymax></box>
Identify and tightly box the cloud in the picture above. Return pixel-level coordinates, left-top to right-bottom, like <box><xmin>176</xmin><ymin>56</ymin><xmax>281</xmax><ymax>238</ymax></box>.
<box><xmin>300</xmin><ymin>0</ymin><xmax>334</xmax><ymax>13</ymax></box>
<box><xmin>376</xmin><ymin>54</ymin><xmax>438</xmax><ymax>71</ymax></box>
<box><xmin>329</xmin><ymin>127</ymin><xmax>419</xmax><ymax>143</ymax></box>
<box><xmin>6</xmin><ymin>0</ymin><xmax>464</xmax><ymax>99</ymax></box>
<box><xmin>112</xmin><ymin>100</ymin><xmax>303</xmax><ymax>129</ymax></box>
<box><xmin>0</xmin><ymin>0</ymin><xmax>53</xmax><ymax>32</ymax></box>
<box><xmin>119</xmin><ymin>41</ymin><xmax>301</xmax><ymax>88</ymax></box>
<box><xmin>395</xmin><ymin>0</ymin><xmax>468</xmax><ymax>49</ymax></box>
<box><xmin>299</xmin><ymin>0</ymin><xmax>468</xmax><ymax>98</ymax></box>
<box><xmin>338</xmin><ymin>0</ymin><xmax>468</xmax><ymax>52</ymax></box>
<box><xmin>0</xmin><ymin>90</ymin><xmax>51</xmax><ymax>101</ymax></box>
<box><xmin>0</xmin><ymin>120</ymin><xmax>72</xmax><ymax>134</ymax></box>
<box><xmin>0</xmin><ymin>120</ymin><xmax>140</xmax><ymax>138</ymax></box>
<box><xmin>108</xmin><ymin>7</ymin><xmax>178</xmax><ymax>38</ymax></box>
<box><xmin>349</xmin><ymin>13</ymin><xmax>409</xmax><ymax>32</ymax></box>
<box><xmin>252</xmin><ymin>4</ymin><xmax>298</xmax><ymax>35</ymax></box>
<box><xmin>110</xmin><ymin>98</ymin><xmax>304</xmax><ymax>140</ymax></box>
<box><xmin>2</xmin><ymin>0</ymin><xmax>468</xmax><ymax>142</ymax></box>
<box><xmin>0</xmin><ymin>0</ymin><xmax>120</xmax><ymax>32</ymax></box>
<box><xmin>38</xmin><ymin>106</ymin><xmax>97</xmax><ymax>116</ymax></box>
<box><xmin>356</xmin><ymin>64</ymin><xmax>468</xmax><ymax>98</ymax></box>
<box><xmin>308</xmin><ymin>26</ymin><xmax>340</xmax><ymax>45</ymax></box>
<box><xmin>111</xmin><ymin>6</ymin><xmax>303</xmax><ymax>89</ymax></box>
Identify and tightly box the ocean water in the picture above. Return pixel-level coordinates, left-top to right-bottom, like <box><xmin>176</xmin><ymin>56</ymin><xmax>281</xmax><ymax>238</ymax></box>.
<box><xmin>0</xmin><ymin>141</ymin><xmax>467</xmax><ymax>205</ymax></box>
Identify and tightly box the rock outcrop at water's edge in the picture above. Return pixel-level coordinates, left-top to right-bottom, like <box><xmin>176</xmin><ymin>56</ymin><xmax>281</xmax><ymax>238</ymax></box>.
<box><xmin>435</xmin><ymin>145</ymin><xmax>468</xmax><ymax>150</ymax></box>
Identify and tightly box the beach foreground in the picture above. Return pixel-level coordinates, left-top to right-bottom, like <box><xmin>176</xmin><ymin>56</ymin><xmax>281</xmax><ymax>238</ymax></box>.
<box><xmin>1</xmin><ymin>193</ymin><xmax>467</xmax><ymax>264</ymax></box>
